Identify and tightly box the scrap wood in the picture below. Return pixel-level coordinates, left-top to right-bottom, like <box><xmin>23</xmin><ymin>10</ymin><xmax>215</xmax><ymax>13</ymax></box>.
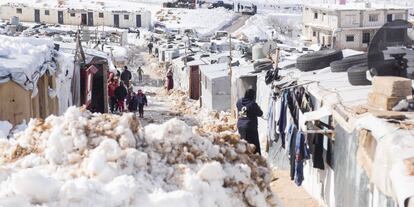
<box><xmin>356</xmin><ymin>129</ymin><xmax>376</xmax><ymax>179</ymax></box>
<box><xmin>354</xmin><ymin>105</ymin><xmax>408</xmax><ymax>120</ymax></box>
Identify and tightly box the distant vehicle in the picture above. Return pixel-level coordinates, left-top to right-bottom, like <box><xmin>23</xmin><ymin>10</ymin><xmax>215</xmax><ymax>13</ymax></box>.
<box><xmin>182</xmin><ymin>28</ymin><xmax>198</xmax><ymax>38</ymax></box>
<box><xmin>241</xmin><ymin>6</ymin><xmax>255</xmax><ymax>15</ymax></box>
<box><xmin>213</xmin><ymin>31</ymin><xmax>228</xmax><ymax>39</ymax></box>
<box><xmin>208</xmin><ymin>1</ymin><xmax>233</xmax><ymax>10</ymax></box>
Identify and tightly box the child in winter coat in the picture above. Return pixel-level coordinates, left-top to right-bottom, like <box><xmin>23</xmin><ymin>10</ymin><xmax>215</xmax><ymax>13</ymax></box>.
<box><xmin>128</xmin><ymin>92</ymin><xmax>139</xmax><ymax>113</ymax></box>
<box><xmin>136</xmin><ymin>89</ymin><xmax>148</xmax><ymax>118</ymax></box>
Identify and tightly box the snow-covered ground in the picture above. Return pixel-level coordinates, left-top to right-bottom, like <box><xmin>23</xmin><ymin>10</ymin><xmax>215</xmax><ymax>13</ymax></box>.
<box><xmin>0</xmin><ymin>107</ymin><xmax>276</xmax><ymax>207</ymax></box>
<box><xmin>155</xmin><ymin>8</ymin><xmax>237</xmax><ymax>37</ymax></box>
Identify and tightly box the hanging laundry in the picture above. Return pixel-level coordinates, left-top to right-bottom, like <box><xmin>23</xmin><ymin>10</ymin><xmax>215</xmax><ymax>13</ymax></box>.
<box><xmin>312</xmin><ymin>134</ymin><xmax>325</xmax><ymax>170</ymax></box>
<box><xmin>295</xmin><ymin>131</ymin><xmax>310</xmax><ymax>186</ymax></box>
<box><xmin>277</xmin><ymin>91</ymin><xmax>288</xmax><ymax>148</ymax></box>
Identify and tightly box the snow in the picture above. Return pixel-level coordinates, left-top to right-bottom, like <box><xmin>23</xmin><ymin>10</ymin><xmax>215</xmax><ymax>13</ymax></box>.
<box><xmin>11</xmin><ymin>169</ymin><xmax>60</xmax><ymax>203</ymax></box>
<box><xmin>0</xmin><ymin>35</ymin><xmax>56</xmax><ymax>95</ymax></box>
<box><xmin>0</xmin><ymin>107</ymin><xmax>276</xmax><ymax>207</ymax></box>
<box><xmin>104</xmin><ymin>45</ymin><xmax>129</xmax><ymax>63</ymax></box>
<box><xmin>235</xmin><ymin>12</ymin><xmax>302</xmax><ymax>45</ymax></box>
<box><xmin>0</xmin><ymin>121</ymin><xmax>12</xmax><ymax>139</ymax></box>
<box><xmin>55</xmin><ymin>51</ymin><xmax>74</xmax><ymax>115</ymax></box>
<box><xmin>156</xmin><ymin>8</ymin><xmax>237</xmax><ymax>37</ymax></box>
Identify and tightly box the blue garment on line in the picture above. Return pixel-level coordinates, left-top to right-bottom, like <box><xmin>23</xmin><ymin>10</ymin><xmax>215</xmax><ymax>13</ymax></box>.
<box><xmin>294</xmin><ymin>131</ymin><xmax>310</xmax><ymax>186</ymax></box>
<box><xmin>286</xmin><ymin>123</ymin><xmax>296</xmax><ymax>156</ymax></box>
<box><xmin>267</xmin><ymin>98</ymin><xmax>276</xmax><ymax>142</ymax></box>
<box><xmin>277</xmin><ymin>91</ymin><xmax>288</xmax><ymax>148</ymax></box>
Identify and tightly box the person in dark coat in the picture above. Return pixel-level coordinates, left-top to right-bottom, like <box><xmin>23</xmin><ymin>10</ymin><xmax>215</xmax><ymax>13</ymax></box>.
<box><xmin>236</xmin><ymin>89</ymin><xmax>263</xmax><ymax>155</ymax></box>
<box><xmin>128</xmin><ymin>92</ymin><xmax>139</xmax><ymax>112</ymax></box>
<box><xmin>166</xmin><ymin>69</ymin><xmax>174</xmax><ymax>91</ymax></box>
<box><xmin>114</xmin><ymin>81</ymin><xmax>128</xmax><ymax>113</ymax></box>
<box><xmin>136</xmin><ymin>29</ymin><xmax>140</xmax><ymax>39</ymax></box>
<box><xmin>121</xmin><ymin>66</ymin><xmax>132</xmax><ymax>87</ymax></box>
<box><xmin>148</xmin><ymin>42</ymin><xmax>153</xmax><ymax>54</ymax></box>
<box><xmin>136</xmin><ymin>89</ymin><xmax>148</xmax><ymax>118</ymax></box>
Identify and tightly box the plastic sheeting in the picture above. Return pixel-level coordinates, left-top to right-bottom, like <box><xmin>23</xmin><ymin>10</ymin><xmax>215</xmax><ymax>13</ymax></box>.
<box><xmin>0</xmin><ymin>35</ymin><xmax>57</xmax><ymax>96</ymax></box>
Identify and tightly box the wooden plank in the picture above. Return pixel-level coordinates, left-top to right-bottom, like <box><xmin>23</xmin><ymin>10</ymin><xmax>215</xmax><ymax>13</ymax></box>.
<box><xmin>38</xmin><ymin>75</ymin><xmax>49</xmax><ymax>118</ymax></box>
<box><xmin>0</xmin><ymin>82</ymin><xmax>31</xmax><ymax>125</ymax></box>
<box><xmin>31</xmin><ymin>92</ymin><xmax>40</xmax><ymax>118</ymax></box>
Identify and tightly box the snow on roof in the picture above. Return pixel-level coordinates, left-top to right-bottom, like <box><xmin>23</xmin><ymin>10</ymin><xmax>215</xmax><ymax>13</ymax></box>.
<box><xmin>1</xmin><ymin>0</ymin><xmax>150</xmax><ymax>13</ymax></box>
<box><xmin>58</xmin><ymin>42</ymin><xmax>116</xmax><ymax>72</ymax></box>
<box><xmin>0</xmin><ymin>35</ymin><xmax>56</xmax><ymax>94</ymax></box>
<box><xmin>200</xmin><ymin>63</ymin><xmax>229</xmax><ymax>80</ymax></box>
<box><xmin>232</xmin><ymin>65</ymin><xmax>256</xmax><ymax>79</ymax></box>
<box><xmin>304</xmin><ymin>2</ymin><xmax>409</xmax><ymax>11</ymax></box>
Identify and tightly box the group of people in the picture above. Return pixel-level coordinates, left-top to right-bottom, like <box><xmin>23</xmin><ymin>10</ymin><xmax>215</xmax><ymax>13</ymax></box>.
<box><xmin>108</xmin><ymin>66</ymin><xmax>148</xmax><ymax>117</ymax></box>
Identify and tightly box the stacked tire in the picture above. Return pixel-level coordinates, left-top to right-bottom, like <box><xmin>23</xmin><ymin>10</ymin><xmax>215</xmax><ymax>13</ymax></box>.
<box><xmin>253</xmin><ymin>59</ymin><xmax>273</xmax><ymax>72</ymax></box>
<box><xmin>330</xmin><ymin>54</ymin><xmax>367</xmax><ymax>72</ymax></box>
<box><xmin>347</xmin><ymin>63</ymin><xmax>371</xmax><ymax>86</ymax></box>
<box><xmin>296</xmin><ymin>49</ymin><xmax>343</xmax><ymax>72</ymax></box>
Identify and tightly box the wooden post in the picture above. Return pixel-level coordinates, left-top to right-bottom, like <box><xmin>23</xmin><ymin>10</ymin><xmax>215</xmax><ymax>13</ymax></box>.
<box><xmin>48</xmin><ymin>75</ymin><xmax>58</xmax><ymax>115</ymax></box>
<box><xmin>38</xmin><ymin>75</ymin><xmax>49</xmax><ymax>118</ymax></box>
<box><xmin>103</xmin><ymin>64</ymin><xmax>109</xmax><ymax>113</ymax></box>
<box><xmin>273</xmin><ymin>47</ymin><xmax>280</xmax><ymax>69</ymax></box>
<box><xmin>228</xmin><ymin>33</ymin><xmax>232</xmax><ymax>77</ymax></box>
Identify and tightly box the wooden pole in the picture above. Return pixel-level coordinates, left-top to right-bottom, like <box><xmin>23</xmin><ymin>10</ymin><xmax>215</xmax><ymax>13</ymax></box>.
<box><xmin>273</xmin><ymin>47</ymin><xmax>280</xmax><ymax>69</ymax></box>
<box><xmin>228</xmin><ymin>33</ymin><xmax>232</xmax><ymax>77</ymax></box>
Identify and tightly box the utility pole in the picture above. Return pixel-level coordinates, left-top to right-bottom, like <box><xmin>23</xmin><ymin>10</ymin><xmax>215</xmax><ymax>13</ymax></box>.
<box><xmin>228</xmin><ymin>33</ymin><xmax>232</xmax><ymax>77</ymax></box>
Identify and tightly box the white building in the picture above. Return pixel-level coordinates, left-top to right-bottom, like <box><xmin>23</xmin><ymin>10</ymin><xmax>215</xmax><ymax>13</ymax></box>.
<box><xmin>0</xmin><ymin>1</ymin><xmax>151</xmax><ymax>28</ymax></box>
<box><xmin>302</xmin><ymin>2</ymin><xmax>408</xmax><ymax>50</ymax></box>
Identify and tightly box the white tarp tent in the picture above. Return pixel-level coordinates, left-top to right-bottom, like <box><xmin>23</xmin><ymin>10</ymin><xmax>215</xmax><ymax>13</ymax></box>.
<box><xmin>200</xmin><ymin>63</ymin><xmax>231</xmax><ymax>112</ymax></box>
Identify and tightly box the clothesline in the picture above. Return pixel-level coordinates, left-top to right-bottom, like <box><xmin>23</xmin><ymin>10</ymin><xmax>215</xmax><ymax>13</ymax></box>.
<box><xmin>280</xmin><ymin>81</ymin><xmax>319</xmax><ymax>91</ymax></box>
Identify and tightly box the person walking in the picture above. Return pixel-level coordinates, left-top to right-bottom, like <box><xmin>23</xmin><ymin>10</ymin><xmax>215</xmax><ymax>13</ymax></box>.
<box><xmin>126</xmin><ymin>84</ymin><xmax>134</xmax><ymax>109</ymax></box>
<box><xmin>137</xmin><ymin>66</ymin><xmax>144</xmax><ymax>82</ymax></box>
<box><xmin>166</xmin><ymin>69</ymin><xmax>174</xmax><ymax>91</ymax></box>
<box><xmin>148</xmin><ymin>42</ymin><xmax>153</xmax><ymax>54</ymax></box>
<box><xmin>136</xmin><ymin>29</ymin><xmax>140</xmax><ymax>39</ymax></box>
<box><xmin>108</xmin><ymin>78</ymin><xmax>118</xmax><ymax>113</ymax></box>
<box><xmin>136</xmin><ymin>89</ymin><xmax>148</xmax><ymax>118</ymax></box>
<box><xmin>121</xmin><ymin>66</ymin><xmax>132</xmax><ymax>87</ymax></box>
<box><xmin>236</xmin><ymin>89</ymin><xmax>263</xmax><ymax>155</ymax></box>
<box><xmin>114</xmin><ymin>81</ymin><xmax>128</xmax><ymax>113</ymax></box>
<box><xmin>128</xmin><ymin>92</ymin><xmax>139</xmax><ymax>113</ymax></box>
<box><xmin>237</xmin><ymin>3</ymin><xmax>240</xmax><ymax>12</ymax></box>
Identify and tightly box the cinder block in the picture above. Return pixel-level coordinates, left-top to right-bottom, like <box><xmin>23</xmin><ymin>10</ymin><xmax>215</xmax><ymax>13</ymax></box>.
<box><xmin>372</xmin><ymin>76</ymin><xmax>412</xmax><ymax>97</ymax></box>
<box><xmin>368</xmin><ymin>92</ymin><xmax>404</xmax><ymax>111</ymax></box>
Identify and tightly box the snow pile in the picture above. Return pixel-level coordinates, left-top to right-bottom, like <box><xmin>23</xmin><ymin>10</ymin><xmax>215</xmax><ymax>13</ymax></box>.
<box><xmin>235</xmin><ymin>13</ymin><xmax>302</xmax><ymax>45</ymax></box>
<box><xmin>156</xmin><ymin>8</ymin><xmax>237</xmax><ymax>37</ymax></box>
<box><xmin>55</xmin><ymin>52</ymin><xmax>75</xmax><ymax>115</ymax></box>
<box><xmin>0</xmin><ymin>107</ymin><xmax>276</xmax><ymax>207</ymax></box>
<box><xmin>104</xmin><ymin>45</ymin><xmax>128</xmax><ymax>63</ymax></box>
